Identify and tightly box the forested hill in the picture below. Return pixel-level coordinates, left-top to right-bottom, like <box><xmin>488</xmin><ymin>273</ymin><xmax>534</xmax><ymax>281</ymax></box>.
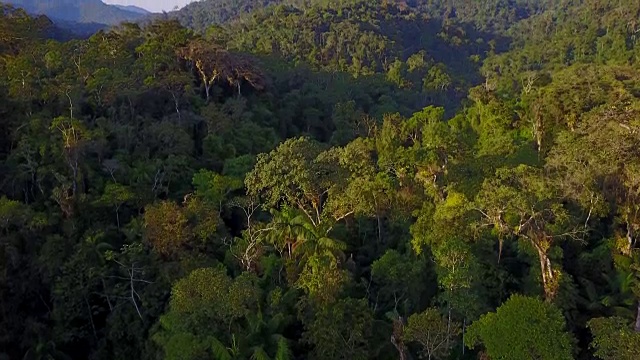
<box><xmin>2</xmin><ymin>0</ymin><xmax>640</xmax><ymax>360</ymax></box>
<box><xmin>2</xmin><ymin>0</ymin><xmax>146</xmax><ymax>25</ymax></box>
<box><xmin>113</xmin><ymin>5</ymin><xmax>150</xmax><ymax>15</ymax></box>
<box><xmin>0</xmin><ymin>0</ymin><xmax>148</xmax><ymax>37</ymax></box>
<box><xmin>163</xmin><ymin>0</ymin><xmax>572</xmax><ymax>35</ymax></box>
<box><xmin>155</xmin><ymin>0</ymin><xmax>306</xmax><ymax>32</ymax></box>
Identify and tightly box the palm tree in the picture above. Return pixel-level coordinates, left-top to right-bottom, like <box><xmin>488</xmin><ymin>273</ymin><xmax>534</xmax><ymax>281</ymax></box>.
<box><xmin>265</xmin><ymin>207</ymin><xmax>309</xmax><ymax>259</ymax></box>
<box><xmin>293</xmin><ymin>219</ymin><xmax>346</xmax><ymax>261</ymax></box>
<box><xmin>266</xmin><ymin>207</ymin><xmax>346</xmax><ymax>261</ymax></box>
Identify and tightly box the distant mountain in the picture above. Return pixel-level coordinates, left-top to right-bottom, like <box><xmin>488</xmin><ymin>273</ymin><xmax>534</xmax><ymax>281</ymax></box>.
<box><xmin>114</xmin><ymin>4</ymin><xmax>150</xmax><ymax>15</ymax></box>
<box><xmin>3</xmin><ymin>0</ymin><xmax>145</xmax><ymax>25</ymax></box>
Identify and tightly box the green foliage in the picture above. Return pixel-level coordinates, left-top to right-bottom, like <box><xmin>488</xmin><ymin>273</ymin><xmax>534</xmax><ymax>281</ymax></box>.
<box><xmin>296</xmin><ymin>253</ymin><xmax>348</xmax><ymax>305</ymax></box>
<box><xmin>167</xmin><ymin>0</ymin><xmax>305</xmax><ymax>33</ymax></box>
<box><xmin>275</xmin><ymin>337</ymin><xmax>292</xmax><ymax>360</ymax></box>
<box><xmin>144</xmin><ymin>201</ymin><xmax>192</xmax><ymax>257</ymax></box>
<box><xmin>246</xmin><ymin>137</ymin><xmax>327</xmax><ymax>216</ymax></box>
<box><xmin>433</xmin><ymin>239</ymin><xmax>484</xmax><ymax>319</ymax></box>
<box><xmin>153</xmin><ymin>267</ymin><xmax>264</xmax><ymax>359</ymax></box>
<box><xmin>302</xmin><ymin>298</ymin><xmax>373</xmax><ymax>360</ymax></box>
<box><xmin>169</xmin><ymin>267</ymin><xmax>259</xmax><ymax>321</ymax></box>
<box><xmin>371</xmin><ymin>249</ymin><xmax>426</xmax><ymax>313</ymax></box>
<box><xmin>404</xmin><ymin>307</ymin><xmax>460</xmax><ymax>360</ymax></box>
<box><xmin>0</xmin><ymin>195</ymin><xmax>29</xmax><ymax>229</ymax></box>
<box><xmin>4</xmin><ymin>1</ymin><xmax>640</xmax><ymax>359</ymax></box>
<box><xmin>192</xmin><ymin>170</ymin><xmax>243</xmax><ymax>205</ymax></box>
<box><xmin>465</xmin><ymin>295</ymin><xmax>575</xmax><ymax>360</ymax></box>
<box><xmin>588</xmin><ymin>316</ymin><xmax>640</xmax><ymax>360</ymax></box>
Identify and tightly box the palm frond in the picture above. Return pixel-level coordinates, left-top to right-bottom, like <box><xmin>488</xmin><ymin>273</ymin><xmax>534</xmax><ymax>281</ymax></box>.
<box><xmin>275</xmin><ymin>337</ymin><xmax>292</xmax><ymax>360</ymax></box>
<box><xmin>251</xmin><ymin>347</ymin><xmax>271</xmax><ymax>360</ymax></box>
<box><xmin>211</xmin><ymin>337</ymin><xmax>233</xmax><ymax>360</ymax></box>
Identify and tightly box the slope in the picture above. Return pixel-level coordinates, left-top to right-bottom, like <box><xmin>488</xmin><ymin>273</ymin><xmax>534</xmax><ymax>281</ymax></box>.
<box><xmin>152</xmin><ymin>0</ymin><xmax>309</xmax><ymax>32</ymax></box>
<box><xmin>3</xmin><ymin>0</ymin><xmax>145</xmax><ymax>25</ymax></box>
<box><xmin>164</xmin><ymin>0</ymin><xmax>554</xmax><ymax>34</ymax></box>
<box><xmin>114</xmin><ymin>4</ymin><xmax>151</xmax><ymax>15</ymax></box>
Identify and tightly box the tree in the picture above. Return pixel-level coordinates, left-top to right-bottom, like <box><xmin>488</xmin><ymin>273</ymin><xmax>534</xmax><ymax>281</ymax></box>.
<box><xmin>433</xmin><ymin>238</ymin><xmax>484</xmax><ymax>346</ymax></box>
<box><xmin>104</xmin><ymin>242</ymin><xmax>157</xmax><ymax>321</ymax></box>
<box><xmin>404</xmin><ymin>308</ymin><xmax>460</xmax><ymax>360</ymax></box>
<box><xmin>303</xmin><ymin>298</ymin><xmax>373</xmax><ymax>360</ymax></box>
<box><xmin>474</xmin><ymin>165</ymin><xmax>580</xmax><ymax>300</ymax></box>
<box><xmin>296</xmin><ymin>253</ymin><xmax>348</xmax><ymax>305</ymax></box>
<box><xmin>50</xmin><ymin>115</ymin><xmax>91</xmax><ymax>198</ymax></box>
<box><xmin>0</xmin><ymin>196</ymin><xmax>29</xmax><ymax>232</ymax></box>
<box><xmin>137</xmin><ymin>20</ymin><xmax>193</xmax><ymax>121</ymax></box>
<box><xmin>246</xmin><ymin>137</ymin><xmax>355</xmax><ymax>298</ymax></box>
<box><xmin>547</xmin><ymin>102</ymin><xmax>640</xmax><ymax>322</ymax></box>
<box><xmin>406</xmin><ymin>106</ymin><xmax>458</xmax><ymax>199</ymax></box>
<box><xmin>588</xmin><ymin>316</ymin><xmax>640</xmax><ymax>360</ymax></box>
<box><xmin>371</xmin><ymin>249</ymin><xmax>426</xmax><ymax>313</ymax></box>
<box><xmin>228</xmin><ymin>197</ymin><xmax>269</xmax><ymax>272</ymax></box>
<box><xmin>191</xmin><ymin>169</ymin><xmax>243</xmax><ymax>212</ymax></box>
<box><xmin>246</xmin><ymin>137</ymin><xmax>341</xmax><ymax>227</ymax></box>
<box><xmin>328</xmin><ymin>137</ymin><xmax>398</xmax><ymax>242</ymax></box>
<box><xmin>97</xmin><ymin>183</ymin><xmax>134</xmax><ymax>229</ymax></box>
<box><xmin>178</xmin><ymin>39</ymin><xmax>232</xmax><ymax>101</ymax></box>
<box><xmin>423</xmin><ymin>64</ymin><xmax>452</xmax><ymax>92</ymax></box>
<box><xmin>465</xmin><ymin>295</ymin><xmax>575</xmax><ymax>359</ymax></box>
<box><xmin>547</xmin><ymin>102</ymin><xmax>640</xmax><ymax>256</ymax></box>
<box><xmin>143</xmin><ymin>201</ymin><xmax>191</xmax><ymax>258</ymax></box>
<box><xmin>178</xmin><ymin>39</ymin><xmax>265</xmax><ymax>100</ymax></box>
<box><xmin>153</xmin><ymin>267</ymin><xmax>263</xmax><ymax>360</ymax></box>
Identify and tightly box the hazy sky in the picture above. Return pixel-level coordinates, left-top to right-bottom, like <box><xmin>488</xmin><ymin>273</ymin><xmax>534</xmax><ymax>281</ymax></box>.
<box><xmin>103</xmin><ymin>0</ymin><xmax>198</xmax><ymax>13</ymax></box>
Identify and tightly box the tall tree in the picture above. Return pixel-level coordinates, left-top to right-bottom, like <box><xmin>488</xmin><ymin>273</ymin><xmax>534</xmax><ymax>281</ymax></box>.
<box><xmin>404</xmin><ymin>307</ymin><xmax>461</xmax><ymax>360</ymax></box>
<box><xmin>588</xmin><ymin>316</ymin><xmax>640</xmax><ymax>360</ymax></box>
<box><xmin>465</xmin><ymin>295</ymin><xmax>575</xmax><ymax>359</ymax></box>
<box><xmin>474</xmin><ymin>165</ymin><xmax>580</xmax><ymax>300</ymax></box>
<box><xmin>302</xmin><ymin>298</ymin><xmax>374</xmax><ymax>360</ymax></box>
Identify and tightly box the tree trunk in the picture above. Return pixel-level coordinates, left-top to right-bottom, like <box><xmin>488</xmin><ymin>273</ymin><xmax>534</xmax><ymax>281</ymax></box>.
<box><xmin>391</xmin><ymin>317</ymin><xmax>406</xmax><ymax>360</ymax></box>
<box><xmin>626</xmin><ymin>225</ymin><xmax>634</xmax><ymax>256</ymax></box>
<box><xmin>171</xmin><ymin>92</ymin><xmax>181</xmax><ymax>122</ymax></box>
<box><xmin>446</xmin><ymin>306</ymin><xmax>451</xmax><ymax>352</ymax></box>
<box><xmin>70</xmin><ymin>157</ymin><xmax>78</xmax><ymax>196</ymax></box>
<box><xmin>205</xmin><ymin>84</ymin><xmax>211</xmax><ymax>102</ymax></box>
<box><xmin>85</xmin><ymin>296</ymin><xmax>97</xmax><ymax>339</ymax></box>
<box><xmin>462</xmin><ymin>318</ymin><xmax>466</xmax><ymax>355</ymax></box>
<box><xmin>635</xmin><ymin>300</ymin><xmax>640</xmax><ymax>332</ymax></box>
<box><xmin>533</xmin><ymin>114</ymin><xmax>543</xmax><ymax>152</ymax></box>
<box><xmin>101</xmin><ymin>278</ymin><xmax>113</xmax><ymax>311</ymax></box>
<box><xmin>534</xmin><ymin>242</ymin><xmax>556</xmax><ymax>300</ymax></box>
<box><xmin>115</xmin><ymin>205</ymin><xmax>121</xmax><ymax>230</ymax></box>
<box><xmin>391</xmin><ymin>340</ymin><xmax>406</xmax><ymax>360</ymax></box>
<box><xmin>376</xmin><ymin>212</ymin><xmax>382</xmax><ymax>243</ymax></box>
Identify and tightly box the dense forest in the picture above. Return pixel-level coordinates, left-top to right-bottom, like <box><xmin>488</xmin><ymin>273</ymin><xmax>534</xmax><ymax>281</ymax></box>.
<box><xmin>1</xmin><ymin>0</ymin><xmax>640</xmax><ymax>359</ymax></box>
<box><xmin>161</xmin><ymin>0</ymin><xmax>306</xmax><ymax>32</ymax></box>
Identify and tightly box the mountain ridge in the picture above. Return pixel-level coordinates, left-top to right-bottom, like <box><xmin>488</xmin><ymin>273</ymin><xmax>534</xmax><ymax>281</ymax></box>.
<box><xmin>151</xmin><ymin>0</ymin><xmax>308</xmax><ymax>32</ymax></box>
<box><xmin>113</xmin><ymin>4</ymin><xmax>150</xmax><ymax>15</ymax></box>
<box><xmin>2</xmin><ymin>0</ymin><xmax>145</xmax><ymax>25</ymax></box>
